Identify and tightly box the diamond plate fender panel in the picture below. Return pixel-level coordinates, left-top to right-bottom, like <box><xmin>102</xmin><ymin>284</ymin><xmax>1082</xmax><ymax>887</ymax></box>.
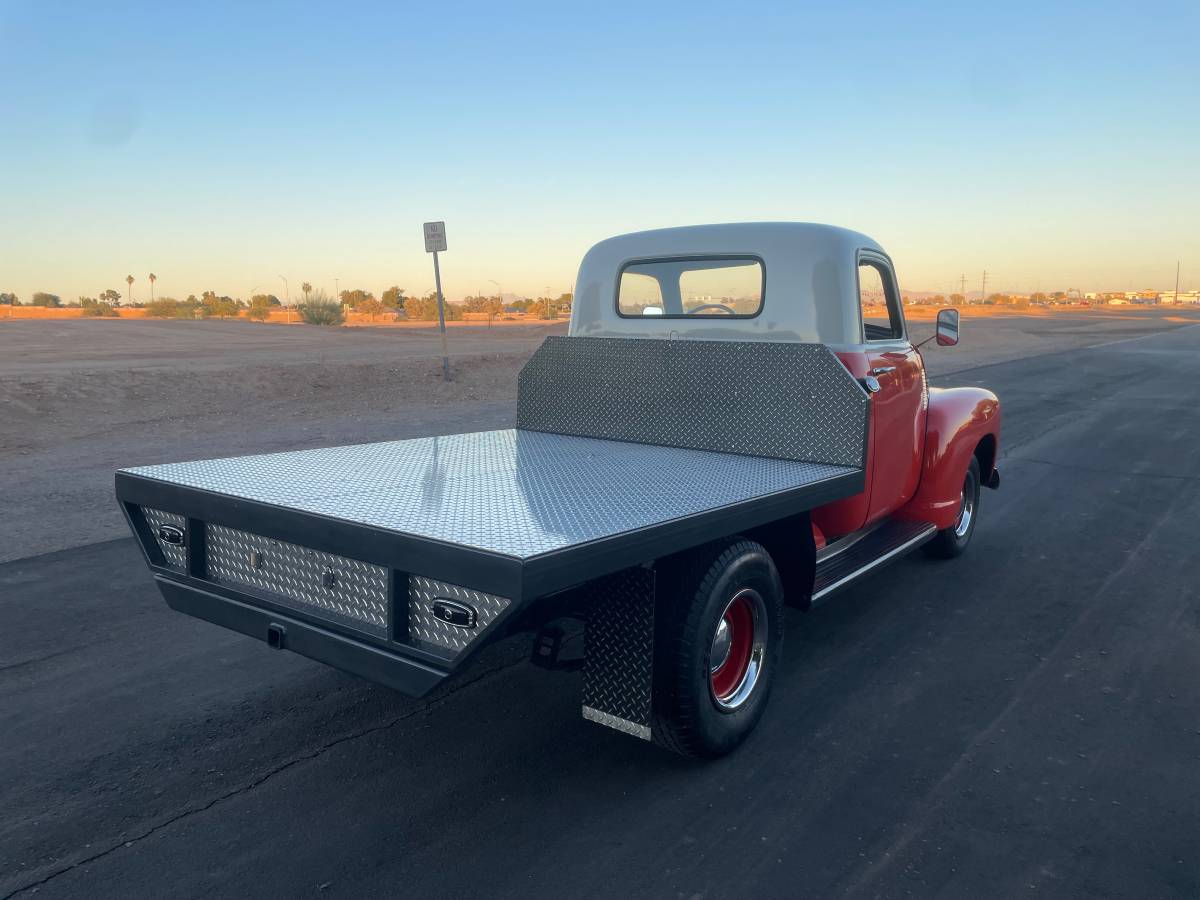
<box><xmin>518</xmin><ymin>336</ymin><xmax>868</xmax><ymax>467</ymax></box>
<box><xmin>581</xmin><ymin>567</ymin><xmax>656</xmax><ymax>740</ymax></box>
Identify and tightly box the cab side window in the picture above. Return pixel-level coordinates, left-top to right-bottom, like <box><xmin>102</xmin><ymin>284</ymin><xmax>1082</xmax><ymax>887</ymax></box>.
<box><xmin>858</xmin><ymin>259</ymin><xmax>904</xmax><ymax>341</ymax></box>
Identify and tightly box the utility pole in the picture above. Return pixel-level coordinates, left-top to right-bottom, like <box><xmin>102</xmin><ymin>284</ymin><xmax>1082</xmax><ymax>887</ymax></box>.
<box><xmin>278</xmin><ymin>275</ymin><xmax>290</xmax><ymax>323</ymax></box>
<box><xmin>959</xmin><ymin>273</ymin><xmax>966</xmax><ymax>300</ymax></box>
<box><xmin>1175</xmin><ymin>260</ymin><xmax>1181</xmax><ymax>304</ymax></box>
<box><xmin>980</xmin><ymin>270</ymin><xmax>988</xmax><ymax>305</ymax></box>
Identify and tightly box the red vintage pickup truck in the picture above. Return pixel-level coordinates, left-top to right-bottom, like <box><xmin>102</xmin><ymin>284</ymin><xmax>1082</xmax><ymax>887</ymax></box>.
<box><xmin>118</xmin><ymin>223</ymin><xmax>1000</xmax><ymax>758</ymax></box>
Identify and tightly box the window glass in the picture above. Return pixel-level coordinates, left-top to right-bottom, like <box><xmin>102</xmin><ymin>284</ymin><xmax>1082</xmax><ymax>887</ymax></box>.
<box><xmin>618</xmin><ymin>258</ymin><xmax>763</xmax><ymax>318</ymax></box>
<box><xmin>617</xmin><ymin>272</ymin><xmax>663</xmax><ymax>316</ymax></box>
<box><xmin>859</xmin><ymin>260</ymin><xmax>903</xmax><ymax>340</ymax></box>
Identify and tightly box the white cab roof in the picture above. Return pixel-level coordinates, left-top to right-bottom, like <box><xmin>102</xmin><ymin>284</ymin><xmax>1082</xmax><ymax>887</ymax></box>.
<box><xmin>569</xmin><ymin>222</ymin><xmax>889</xmax><ymax>346</ymax></box>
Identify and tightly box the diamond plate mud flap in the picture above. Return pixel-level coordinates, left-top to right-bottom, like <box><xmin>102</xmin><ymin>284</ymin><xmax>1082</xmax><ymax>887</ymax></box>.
<box><xmin>581</xmin><ymin>567</ymin><xmax>655</xmax><ymax>741</ymax></box>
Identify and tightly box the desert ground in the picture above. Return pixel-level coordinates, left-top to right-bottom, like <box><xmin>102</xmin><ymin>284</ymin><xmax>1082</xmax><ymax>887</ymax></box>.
<box><xmin>3</xmin><ymin>308</ymin><xmax>1200</xmax><ymax>898</ymax></box>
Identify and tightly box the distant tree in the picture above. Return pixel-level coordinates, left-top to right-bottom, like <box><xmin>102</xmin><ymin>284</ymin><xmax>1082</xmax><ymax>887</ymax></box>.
<box><xmin>101</xmin><ymin>289</ymin><xmax>122</xmax><ymax>306</ymax></box>
<box><xmin>145</xmin><ymin>298</ymin><xmax>181</xmax><ymax>318</ymax></box>
<box><xmin>381</xmin><ymin>286</ymin><xmax>406</xmax><ymax>310</ymax></box>
<box><xmin>80</xmin><ymin>296</ymin><xmax>119</xmax><ymax>317</ymax></box>
<box><xmin>298</xmin><ymin>289</ymin><xmax>344</xmax><ymax>325</ymax></box>
<box><xmin>301</xmin><ymin>281</ymin><xmax>313</xmax><ymax>301</ymax></box>
<box><xmin>357</xmin><ymin>296</ymin><xmax>386</xmax><ymax>321</ymax></box>
<box><xmin>338</xmin><ymin>288</ymin><xmax>375</xmax><ymax>309</ymax></box>
<box><xmin>949</xmin><ymin>293</ymin><xmax>965</xmax><ymax>305</ymax></box>
<box><xmin>148</xmin><ymin>273</ymin><xmax>157</xmax><ymax>302</ymax></box>
<box><xmin>31</xmin><ymin>292</ymin><xmax>62</xmax><ymax>307</ymax></box>
<box><xmin>250</xmin><ymin>293</ymin><xmax>281</xmax><ymax>307</ymax></box>
<box><xmin>196</xmin><ymin>291</ymin><xmax>238</xmax><ymax>318</ymax></box>
<box><xmin>0</xmin><ymin>292</ymin><xmax>17</xmax><ymax>305</ymax></box>
<box><xmin>125</xmin><ymin>274</ymin><xmax>135</xmax><ymax>304</ymax></box>
<box><xmin>405</xmin><ymin>293</ymin><xmax>462</xmax><ymax>321</ymax></box>
<box><xmin>247</xmin><ymin>295</ymin><xmax>274</xmax><ymax>321</ymax></box>
<box><xmin>1030</xmin><ymin>292</ymin><xmax>1049</xmax><ymax>305</ymax></box>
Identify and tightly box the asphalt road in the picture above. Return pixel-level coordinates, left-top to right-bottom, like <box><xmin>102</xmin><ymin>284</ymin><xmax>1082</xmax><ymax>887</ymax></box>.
<box><xmin>4</xmin><ymin>322</ymin><xmax>1199</xmax><ymax>898</ymax></box>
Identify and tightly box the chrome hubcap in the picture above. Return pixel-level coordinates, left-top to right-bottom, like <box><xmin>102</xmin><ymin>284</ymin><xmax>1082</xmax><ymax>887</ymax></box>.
<box><xmin>709</xmin><ymin>618</ymin><xmax>732</xmax><ymax>673</ymax></box>
<box><xmin>954</xmin><ymin>470</ymin><xmax>977</xmax><ymax>538</ymax></box>
<box><xmin>709</xmin><ymin>588</ymin><xmax>768</xmax><ymax>711</ymax></box>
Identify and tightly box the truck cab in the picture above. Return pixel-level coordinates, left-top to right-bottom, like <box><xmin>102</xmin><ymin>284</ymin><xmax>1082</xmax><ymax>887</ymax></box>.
<box><xmin>569</xmin><ymin>222</ymin><xmax>1000</xmax><ymax>561</ymax></box>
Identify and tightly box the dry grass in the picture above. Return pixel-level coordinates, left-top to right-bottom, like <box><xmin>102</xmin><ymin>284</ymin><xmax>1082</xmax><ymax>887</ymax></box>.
<box><xmin>0</xmin><ymin>306</ymin><xmax>555</xmax><ymax>327</ymax></box>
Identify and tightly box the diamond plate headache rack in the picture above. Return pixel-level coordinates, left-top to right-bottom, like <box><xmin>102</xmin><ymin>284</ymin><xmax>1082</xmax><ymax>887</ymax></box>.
<box><xmin>517</xmin><ymin>336</ymin><xmax>869</xmax><ymax>468</ymax></box>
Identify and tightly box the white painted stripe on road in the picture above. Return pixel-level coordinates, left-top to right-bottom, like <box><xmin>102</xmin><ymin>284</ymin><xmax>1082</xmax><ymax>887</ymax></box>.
<box><xmin>1084</xmin><ymin>322</ymin><xmax>1200</xmax><ymax>351</ymax></box>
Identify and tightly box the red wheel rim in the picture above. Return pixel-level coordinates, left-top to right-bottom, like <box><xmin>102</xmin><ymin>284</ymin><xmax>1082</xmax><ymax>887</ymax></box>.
<box><xmin>709</xmin><ymin>591</ymin><xmax>758</xmax><ymax>705</ymax></box>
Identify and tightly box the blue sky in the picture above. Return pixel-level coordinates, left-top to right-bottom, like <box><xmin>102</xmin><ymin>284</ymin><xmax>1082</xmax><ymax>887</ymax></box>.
<box><xmin>1</xmin><ymin>0</ymin><xmax>1197</xmax><ymax>302</ymax></box>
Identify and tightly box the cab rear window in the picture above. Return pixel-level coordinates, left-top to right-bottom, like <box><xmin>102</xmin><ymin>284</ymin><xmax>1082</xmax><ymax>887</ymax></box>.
<box><xmin>617</xmin><ymin>257</ymin><xmax>764</xmax><ymax>318</ymax></box>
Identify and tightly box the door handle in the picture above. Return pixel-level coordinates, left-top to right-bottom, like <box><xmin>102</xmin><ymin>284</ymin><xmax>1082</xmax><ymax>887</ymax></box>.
<box><xmin>869</xmin><ymin>366</ymin><xmax>896</xmax><ymax>376</ymax></box>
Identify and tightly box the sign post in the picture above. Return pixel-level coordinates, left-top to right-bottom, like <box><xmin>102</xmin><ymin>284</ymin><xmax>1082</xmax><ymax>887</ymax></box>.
<box><xmin>423</xmin><ymin>221</ymin><xmax>450</xmax><ymax>381</ymax></box>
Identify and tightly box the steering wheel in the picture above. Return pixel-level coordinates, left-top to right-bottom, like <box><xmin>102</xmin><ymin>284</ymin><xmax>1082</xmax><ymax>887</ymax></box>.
<box><xmin>686</xmin><ymin>302</ymin><xmax>736</xmax><ymax>315</ymax></box>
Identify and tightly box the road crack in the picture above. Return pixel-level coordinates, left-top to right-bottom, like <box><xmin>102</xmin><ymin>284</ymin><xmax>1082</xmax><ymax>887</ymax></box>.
<box><xmin>2</xmin><ymin>654</ymin><xmax>526</xmax><ymax>899</ymax></box>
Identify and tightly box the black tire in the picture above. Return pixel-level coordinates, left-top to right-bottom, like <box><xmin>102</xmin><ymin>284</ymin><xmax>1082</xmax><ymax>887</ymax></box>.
<box><xmin>652</xmin><ymin>538</ymin><xmax>784</xmax><ymax>758</ymax></box>
<box><xmin>924</xmin><ymin>456</ymin><xmax>981</xmax><ymax>559</ymax></box>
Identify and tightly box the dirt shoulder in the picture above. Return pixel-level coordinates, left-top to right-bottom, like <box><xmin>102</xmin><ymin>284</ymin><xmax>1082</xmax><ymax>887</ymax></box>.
<box><xmin>1</xmin><ymin>323</ymin><xmax>567</xmax><ymax>562</ymax></box>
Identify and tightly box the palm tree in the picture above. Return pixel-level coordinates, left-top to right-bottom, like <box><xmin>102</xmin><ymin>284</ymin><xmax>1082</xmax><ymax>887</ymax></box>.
<box><xmin>148</xmin><ymin>273</ymin><xmax>156</xmax><ymax>302</ymax></box>
<box><xmin>301</xmin><ymin>281</ymin><xmax>312</xmax><ymax>301</ymax></box>
<box><xmin>126</xmin><ymin>274</ymin><xmax>134</xmax><ymax>305</ymax></box>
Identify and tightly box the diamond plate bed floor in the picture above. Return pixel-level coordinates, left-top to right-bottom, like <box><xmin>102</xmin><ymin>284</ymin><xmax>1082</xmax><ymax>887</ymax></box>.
<box><xmin>121</xmin><ymin>429</ymin><xmax>855</xmax><ymax>560</ymax></box>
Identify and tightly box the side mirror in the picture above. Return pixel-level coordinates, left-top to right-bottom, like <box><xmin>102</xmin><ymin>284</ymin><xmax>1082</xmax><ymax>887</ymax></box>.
<box><xmin>936</xmin><ymin>308</ymin><xmax>960</xmax><ymax>346</ymax></box>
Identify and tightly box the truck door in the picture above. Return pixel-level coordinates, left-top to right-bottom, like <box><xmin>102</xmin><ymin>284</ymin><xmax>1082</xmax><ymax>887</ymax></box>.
<box><xmin>857</xmin><ymin>252</ymin><xmax>926</xmax><ymax>521</ymax></box>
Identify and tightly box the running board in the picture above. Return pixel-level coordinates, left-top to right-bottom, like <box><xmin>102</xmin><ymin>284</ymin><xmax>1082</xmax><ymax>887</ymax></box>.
<box><xmin>812</xmin><ymin>519</ymin><xmax>937</xmax><ymax>605</ymax></box>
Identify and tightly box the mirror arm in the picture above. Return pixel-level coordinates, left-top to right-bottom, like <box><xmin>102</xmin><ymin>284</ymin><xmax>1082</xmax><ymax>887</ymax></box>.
<box><xmin>913</xmin><ymin>334</ymin><xmax>936</xmax><ymax>350</ymax></box>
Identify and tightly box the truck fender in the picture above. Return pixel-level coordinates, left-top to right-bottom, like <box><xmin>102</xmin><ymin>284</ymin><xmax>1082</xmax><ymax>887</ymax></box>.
<box><xmin>896</xmin><ymin>387</ymin><xmax>1000</xmax><ymax>531</ymax></box>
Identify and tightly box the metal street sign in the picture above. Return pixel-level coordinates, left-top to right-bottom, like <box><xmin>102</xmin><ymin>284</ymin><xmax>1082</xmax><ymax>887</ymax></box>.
<box><xmin>423</xmin><ymin>221</ymin><xmax>447</xmax><ymax>253</ymax></box>
<box><xmin>422</xmin><ymin>220</ymin><xmax>451</xmax><ymax>380</ymax></box>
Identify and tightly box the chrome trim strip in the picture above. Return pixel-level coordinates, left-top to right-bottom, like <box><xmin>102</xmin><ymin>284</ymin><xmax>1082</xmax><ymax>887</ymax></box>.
<box><xmin>582</xmin><ymin>706</ymin><xmax>652</xmax><ymax>741</ymax></box>
<box><xmin>812</xmin><ymin>523</ymin><xmax>937</xmax><ymax>603</ymax></box>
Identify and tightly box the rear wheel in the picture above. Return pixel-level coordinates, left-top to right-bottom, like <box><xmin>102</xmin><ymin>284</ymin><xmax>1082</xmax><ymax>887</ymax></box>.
<box><xmin>924</xmin><ymin>456</ymin><xmax>980</xmax><ymax>559</ymax></box>
<box><xmin>652</xmin><ymin>539</ymin><xmax>784</xmax><ymax>758</ymax></box>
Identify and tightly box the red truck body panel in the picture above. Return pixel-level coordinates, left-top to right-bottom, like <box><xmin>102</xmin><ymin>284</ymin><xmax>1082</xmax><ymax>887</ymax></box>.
<box><xmin>896</xmin><ymin>386</ymin><xmax>1000</xmax><ymax>530</ymax></box>
<box><xmin>814</xmin><ymin>351</ymin><xmax>1000</xmax><ymax>540</ymax></box>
